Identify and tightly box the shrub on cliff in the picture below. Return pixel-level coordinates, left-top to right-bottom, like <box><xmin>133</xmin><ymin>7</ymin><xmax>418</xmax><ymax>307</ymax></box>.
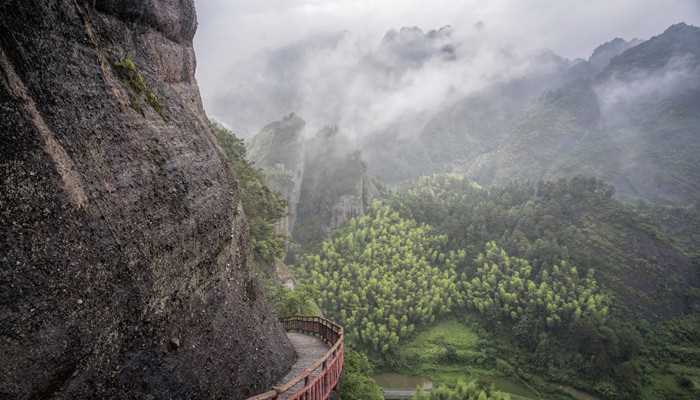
<box><xmin>211</xmin><ymin>121</ymin><xmax>287</xmax><ymax>266</ymax></box>
<box><xmin>267</xmin><ymin>283</ymin><xmax>321</xmax><ymax>318</ymax></box>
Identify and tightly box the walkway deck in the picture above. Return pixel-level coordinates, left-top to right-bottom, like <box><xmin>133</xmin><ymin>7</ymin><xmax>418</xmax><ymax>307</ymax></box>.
<box><xmin>277</xmin><ymin>332</ymin><xmax>330</xmax><ymax>399</ymax></box>
<box><xmin>245</xmin><ymin>316</ymin><xmax>343</xmax><ymax>400</ymax></box>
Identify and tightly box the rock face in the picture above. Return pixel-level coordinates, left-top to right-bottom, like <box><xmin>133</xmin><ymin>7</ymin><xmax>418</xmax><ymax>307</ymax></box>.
<box><xmin>248</xmin><ymin>113</ymin><xmax>306</xmax><ymax>237</ymax></box>
<box><xmin>0</xmin><ymin>1</ymin><xmax>294</xmax><ymax>399</ymax></box>
<box><xmin>294</xmin><ymin>126</ymin><xmax>380</xmax><ymax>246</ymax></box>
<box><xmin>248</xmin><ymin>117</ymin><xmax>383</xmax><ymax>248</ymax></box>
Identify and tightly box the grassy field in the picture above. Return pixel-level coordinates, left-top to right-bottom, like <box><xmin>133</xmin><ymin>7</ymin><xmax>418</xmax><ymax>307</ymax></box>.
<box><xmin>389</xmin><ymin>319</ymin><xmax>547</xmax><ymax>399</ymax></box>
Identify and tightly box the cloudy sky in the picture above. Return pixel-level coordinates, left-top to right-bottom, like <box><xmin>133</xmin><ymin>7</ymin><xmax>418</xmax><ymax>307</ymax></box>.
<box><xmin>194</xmin><ymin>1</ymin><xmax>700</xmax><ymax>70</ymax></box>
<box><xmin>193</xmin><ymin>0</ymin><xmax>700</xmax><ymax>135</ymax></box>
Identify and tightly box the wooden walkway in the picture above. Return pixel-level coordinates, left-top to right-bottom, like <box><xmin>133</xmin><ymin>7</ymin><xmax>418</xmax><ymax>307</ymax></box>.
<box><xmin>245</xmin><ymin>316</ymin><xmax>344</xmax><ymax>400</ymax></box>
<box><xmin>277</xmin><ymin>332</ymin><xmax>330</xmax><ymax>399</ymax></box>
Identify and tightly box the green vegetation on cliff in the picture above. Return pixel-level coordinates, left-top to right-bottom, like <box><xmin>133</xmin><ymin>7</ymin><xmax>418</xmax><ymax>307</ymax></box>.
<box><xmin>212</xmin><ymin>121</ymin><xmax>287</xmax><ymax>266</ymax></box>
<box><xmin>266</xmin><ymin>283</ymin><xmax>321</xmax><ymax>318</ymax></box>
<box><xmin>114</xmin><ymin>56</ymin><xmax>165</xmax><ymax>118</ymax></box>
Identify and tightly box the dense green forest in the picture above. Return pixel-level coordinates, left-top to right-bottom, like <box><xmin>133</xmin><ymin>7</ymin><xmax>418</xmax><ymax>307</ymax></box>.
<box><xmin>459</xmin><ymin>241</ymin><xmax>609</xmax><ymax>346</ymax></box>
<box><xmin>298</xmin><ymin>203</ymin><xmax>464</xmax><ymax>353</ymax></box>
<box><xmin>388</xmin><ymin>175</ymin><xmax>695</xmax><ymax>320</ymax></box>
<box><xmin>291</xmin><ymin>174</ymin><xmax>699</xmax><ymax>399</ymax></box>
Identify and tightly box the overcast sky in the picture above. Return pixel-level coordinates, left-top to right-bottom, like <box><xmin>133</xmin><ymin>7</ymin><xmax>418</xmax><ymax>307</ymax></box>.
<box><xmin>193</xmin><ymin>0</ymin><xmax>700</xmax><ymax>132</ymax></box>
<box><xmin>194</xmin><ymin>1</ymin><xmax>700</xmax><ymax>64</ymax></box>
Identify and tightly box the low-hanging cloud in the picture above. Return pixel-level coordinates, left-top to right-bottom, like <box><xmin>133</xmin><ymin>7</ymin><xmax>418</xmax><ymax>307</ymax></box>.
<box><xmin>596</xmin><ymin>54</ymin><xmax>700</xmax><ymax>112</ymax></box>
<box><xmin>193</xmin><ymin>0</ymin><xmax>700</xmax><ymax>138</ymax></box>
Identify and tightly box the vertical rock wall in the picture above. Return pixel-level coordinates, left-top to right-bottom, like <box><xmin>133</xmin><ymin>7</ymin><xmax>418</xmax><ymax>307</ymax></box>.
<box><xmin>0</xmin><ymin>1</ymin><xmax>294</xmax><ymax>399</ymax></box>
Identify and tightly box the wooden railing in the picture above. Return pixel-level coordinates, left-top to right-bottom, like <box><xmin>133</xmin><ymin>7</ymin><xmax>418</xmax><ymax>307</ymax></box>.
<box><xmin>246</xmin><ymin>316</ymin><xmax>344</xmax><ymax>400</ymax></box>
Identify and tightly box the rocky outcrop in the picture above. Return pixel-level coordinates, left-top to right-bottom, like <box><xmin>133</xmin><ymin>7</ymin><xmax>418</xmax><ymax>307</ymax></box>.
<box><xmin>293</xmin><ymin>126</ymin><xmax>382</xmax><ymax>246</ymax></box>
<box><xmin>0</xmin><ymin>1</ymin><xmax>294</xmax><ymax>399</ymax></box>
<box><xmin>588</xmin><ymin>37</ymin><xmax>642</xmax><ymax>72</ymax></box>
<box><xmin>248</xmin><ymin>113</ymin><xmax>306</xmax><ymax>238</ymax></box>
<box><xmin>248</xmin><ymin>118</ymin><xmax>383</xmax><ymax>249</ymax></box>
<box><xmin>379</xmin><ymin>25</ymin><xmax>457</xmax><ymax>66</ymax></box>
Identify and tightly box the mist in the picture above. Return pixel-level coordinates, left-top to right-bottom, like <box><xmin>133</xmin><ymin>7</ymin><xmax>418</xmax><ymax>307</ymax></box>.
<box><xmin>194</xmin><ymin>0</ymin><xmax>700</xmax><ymax>138</ymax></box>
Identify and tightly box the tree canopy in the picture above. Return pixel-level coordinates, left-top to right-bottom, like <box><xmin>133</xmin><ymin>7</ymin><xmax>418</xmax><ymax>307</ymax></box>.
<box><xmin>299</xmin><ymin>202</ymin><xmax>464</xmax><ymax>355</ymax></box>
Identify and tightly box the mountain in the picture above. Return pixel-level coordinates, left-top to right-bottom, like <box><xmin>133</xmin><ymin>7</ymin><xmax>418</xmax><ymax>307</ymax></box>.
<box><xmin>248</xmin><ymin>113</ymin><xmax>307</xmax><ymax>237</ymax></box>
<box><xmin>599</xmin><ymin>23</ymin><xmax>700</xmax><ymax>79</ymax></box>
<box><xmin>588</xmin><ymin>37</ymin><xmax>643</xmax><ymax>72</ymax></box>
<box><xmin>248</xmin><ymin>115</ymin><xmax>383</xmax><ymax>250</ymax></box>
<box><xmin>377</xmin><ymin>25</ymin><xmax>457</xmax><ymax>67</ymax></box>
<box><xmin>465</xmin><ymin>79</ymin><xmax>602</xmax><ymax>185</ymax></box>
<box><xmin>293</xmin><ymin>126</ymin><xmax>382</xmax><ymax>247</ymax></box>
<box><xmin>501</xmin><ymin>24</ymin><xmax>700</xmax><ymax>205</ymax></box>
<box><xmin>0</xmin><ymin>1</ymin><xmax>293</xmax><ymax>398</ymax></box>
<box><xmin>209</xmin><ymin>23</ymin><xmax>700</xmax><ymax>206</ymax></box>
<box><xmin>369</xmin><ymin>23</ymin><xmax>700</xmax><ymax>205</ymax></box>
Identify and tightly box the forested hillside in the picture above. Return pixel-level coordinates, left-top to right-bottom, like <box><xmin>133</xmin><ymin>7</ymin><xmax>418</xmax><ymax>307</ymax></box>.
<box><xmin>389</xmin><ymin>175</ymin><xmax>697</xmax><ymax>319</ymax></box>
<box><xmin>294</xmin><ymin>175</ymin><xmax>699</xmax><ymax>399</ymax></box>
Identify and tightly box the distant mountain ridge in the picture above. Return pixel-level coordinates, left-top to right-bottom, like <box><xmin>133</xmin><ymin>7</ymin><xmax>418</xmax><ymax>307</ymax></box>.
<box><xmin>589</xmin><ymin>37</ymin><xmax>643</xmax><ymax>72</ymax></box>
<box><xmin>365</xmin><ymin>22</ymin><xmax>700</xmax><ymax>205</ymax></box>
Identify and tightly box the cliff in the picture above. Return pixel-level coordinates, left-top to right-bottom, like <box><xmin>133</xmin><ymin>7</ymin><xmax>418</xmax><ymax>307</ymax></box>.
<box><xmin>248</xmin><ymin>117</ymin><xmax>383</xmax><ymax>250</ymax></box>
<box><xmin>294</xmin><ymin>125</ymin><xmax>381</xmax><ymax>246</ymax></box>
<box><xmin>247</xmin><ymin>113</ymin><xmax>306</xmax><ymax>238</ymax></box>
<box><xmin>0</xmin><ymin>1</ymin><xmax>294</xmax><ymax>399</ymax></box>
